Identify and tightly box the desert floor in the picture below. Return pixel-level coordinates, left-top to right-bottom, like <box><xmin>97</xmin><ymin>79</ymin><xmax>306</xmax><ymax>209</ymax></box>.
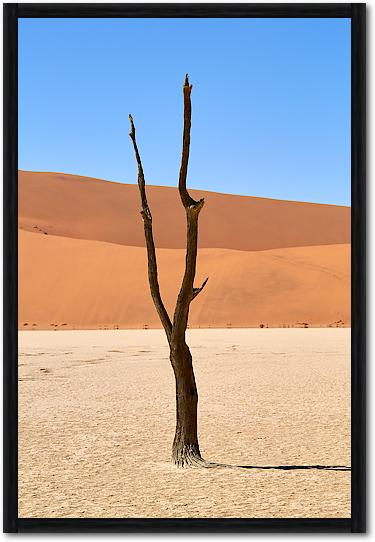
<box><xmin>19</xmin><ymin>328</ymin><xmax>350</xmax><ymax>518</ymax></box>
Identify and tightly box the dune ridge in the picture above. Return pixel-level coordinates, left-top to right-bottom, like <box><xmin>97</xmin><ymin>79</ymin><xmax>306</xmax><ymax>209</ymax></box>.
<box><xmin>19</xmin><ymin>171</ymin><xmax>350</xmax><ymax>252</ymax></box>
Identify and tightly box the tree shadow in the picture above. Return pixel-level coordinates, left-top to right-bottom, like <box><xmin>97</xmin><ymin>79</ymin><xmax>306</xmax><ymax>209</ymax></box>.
<box><xmin>235</xmin><ymin>464</ymin><xmax>350</xmax><ymax>472</ymax></box>
<box><xmin>202</xmin><ymin>460</ymin><xmax>351</xmax><ymax>471</ymax></box>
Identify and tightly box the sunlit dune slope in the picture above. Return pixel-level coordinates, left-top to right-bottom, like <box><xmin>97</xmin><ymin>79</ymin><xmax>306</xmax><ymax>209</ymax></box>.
<box><xmin>19</xmin><ymin>230</ymin><xmax>350</xmax><ymax>329</ymax></box>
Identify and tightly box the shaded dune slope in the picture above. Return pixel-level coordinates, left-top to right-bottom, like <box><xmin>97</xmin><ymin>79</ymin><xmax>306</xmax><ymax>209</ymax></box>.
<box><xmin>19</xmin><ymin>171</ymin><xmax>350</xmax><ymax>251</ymax></box>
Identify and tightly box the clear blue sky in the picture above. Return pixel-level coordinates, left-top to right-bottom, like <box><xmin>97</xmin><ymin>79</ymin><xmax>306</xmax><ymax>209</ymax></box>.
<box><xmin>19</xmin><ymin>18</ymin><xmax>351</xmax><ymax>205</ymax></box>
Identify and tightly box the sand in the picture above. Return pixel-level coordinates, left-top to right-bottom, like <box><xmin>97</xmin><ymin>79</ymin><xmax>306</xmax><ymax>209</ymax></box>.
<box><xmin>19</xmin><ymin>170</ymin><xmax>350</xmax><ymax>251</ymax></box>
<box><xmin>18</xmin><ymin>170</ymin><xmax>351</xmax><ymax>330</ymax></box>
<box><xmin>18</xmin><ymin>328</ymin><xmax>351</xmax><ymax>519</ymax></box>
<box><xmin>19</xmin><ymin>229</ymin><xmax>350</xmax><ymax>329</ymax></box>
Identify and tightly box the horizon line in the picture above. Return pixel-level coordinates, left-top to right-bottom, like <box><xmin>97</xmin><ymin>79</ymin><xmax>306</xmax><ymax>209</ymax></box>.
<box><xmin>19</xmin><ymin>169</ymin><xmax>351</xmax><ymax>209</ymax></box>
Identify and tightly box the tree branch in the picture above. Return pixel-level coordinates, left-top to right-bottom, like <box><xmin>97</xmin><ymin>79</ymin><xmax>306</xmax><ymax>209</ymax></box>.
<box><xmin>192</xmin><ymin>277</ymin><xmax>209</xmax><ymax>300</ymax></box>
<box><xmin>129</xmin><ymin>114</ymin><xmax>172</xmax><ymax>342</ymax></box>
<box><xmin>172</xmin><ymin>77</ymin><xmax>207</xmax><ymax>341</ymax></box>
<box><xmin>178</xmin><ymin>74</ymin><xmax>199</xmax><ymax>209</ymax></box>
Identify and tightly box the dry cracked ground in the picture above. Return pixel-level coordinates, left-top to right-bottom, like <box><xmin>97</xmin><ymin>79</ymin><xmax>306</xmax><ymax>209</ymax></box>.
<box><xmin>19</xmin><ymin>328</ymin><xmax>350</xmax><ymax>518</ymax></box>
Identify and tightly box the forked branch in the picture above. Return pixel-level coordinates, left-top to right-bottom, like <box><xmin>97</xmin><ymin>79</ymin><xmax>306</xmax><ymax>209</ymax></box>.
<box><xmin>172</xmin><ymin>75</ymin><xmax>207</xmax><ymax>340</ymax></box>
<box><xmin>129</xmin><ymin>75</ymin><xmax>208</xmax><ymax>345</ymax></box>
<box><xmin>129</xmin><ymin>115</ymin><xmax>172</xmax><ymax>341</ymax></box>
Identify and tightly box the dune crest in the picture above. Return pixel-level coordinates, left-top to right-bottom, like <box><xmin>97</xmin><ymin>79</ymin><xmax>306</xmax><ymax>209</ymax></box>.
<box><xmin>19</xmin><ymin>171</ymin><xmax>350</xmax><ymax>252</ymax></box>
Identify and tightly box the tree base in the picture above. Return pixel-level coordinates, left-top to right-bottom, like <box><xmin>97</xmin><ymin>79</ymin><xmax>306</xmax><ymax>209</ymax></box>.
<box><xmin>171</xmin><ymin>443</ymin><xmax>221</xmax><ymax>469</ymax></box>
<box><xmin>171</xmin><ymin>443</ymin><xmax>207</xmax><ymax>468</ymax></box>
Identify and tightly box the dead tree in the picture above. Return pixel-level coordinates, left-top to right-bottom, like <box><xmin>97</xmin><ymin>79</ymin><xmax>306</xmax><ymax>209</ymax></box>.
<box><xmin>129</xmin><ymin>75</ymin><xmax>208</xmax><ymax>467</ymax></box>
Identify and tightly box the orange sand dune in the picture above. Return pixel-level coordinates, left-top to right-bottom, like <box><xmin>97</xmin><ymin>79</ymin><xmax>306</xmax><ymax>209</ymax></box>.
<box><xmin>19</xmin><ymin>171</ymin><xmax>350</xmax><ymax>252</ymax></box>
<box><xmin>19</xmin><ymin>229</ymin><xmax>350</xmax><ymax>329</ymax></box>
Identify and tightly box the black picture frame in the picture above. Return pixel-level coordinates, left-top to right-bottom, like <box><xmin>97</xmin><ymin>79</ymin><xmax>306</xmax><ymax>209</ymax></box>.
<box><xmin>3</xmin><ymin>3</ymin><xmax>366</xmax><ymax>533</ymax></box>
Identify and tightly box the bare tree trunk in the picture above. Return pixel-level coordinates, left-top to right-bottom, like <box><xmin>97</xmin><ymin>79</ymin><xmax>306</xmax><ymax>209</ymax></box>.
<box><xmin>170</xmin><ymin>343</ymin><xmax>202</xmax><ymax>467</ymax></box>
<box><xmin>129</xmin><ymin>75</ymin><xmax>208</xmax><ymax>467</ymax></box>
